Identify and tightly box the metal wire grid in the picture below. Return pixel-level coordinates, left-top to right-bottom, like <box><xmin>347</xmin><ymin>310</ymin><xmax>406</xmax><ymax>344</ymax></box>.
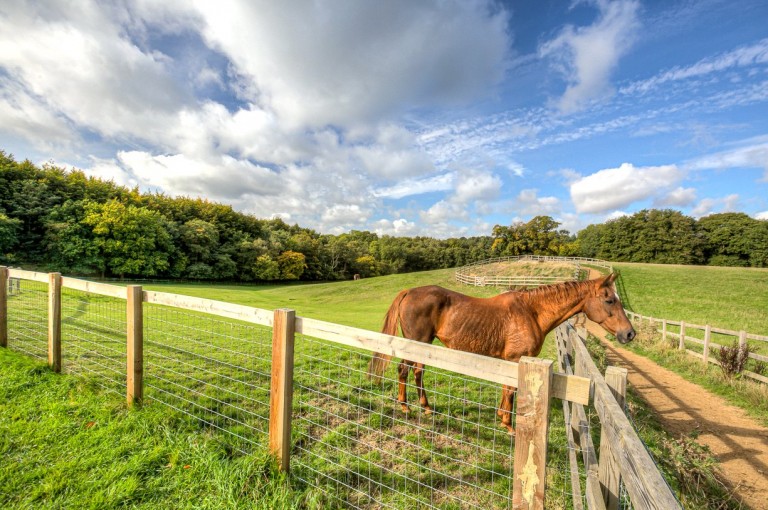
<box><xmin>142</xmin><ymin>303</ymin><xmax>274</xmax><ymax>453</ymax></box>
<box><xmin>290</xmin><ymin>334</ymin><xmax>539</xmax><ymax>510</ymax></box>
<box><xmin>6</xmin><ymin>278</ymin><xmax>48</xmax><ymax>360</ymax></box>
<box><xmin>60</xmin><ymin>288</ymin><xmax>126</xmax><ymax>395</ymax></box>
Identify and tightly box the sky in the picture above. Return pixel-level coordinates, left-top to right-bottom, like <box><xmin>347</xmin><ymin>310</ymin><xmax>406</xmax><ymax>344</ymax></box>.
<box><xmin>1</xmin><ymin>0</ymin><xmax>768</xmax><ymax>238</ymax></box>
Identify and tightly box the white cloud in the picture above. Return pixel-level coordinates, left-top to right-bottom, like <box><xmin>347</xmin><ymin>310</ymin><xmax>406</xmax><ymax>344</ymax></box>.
<box><xmin>514</xmin><ymin>189</ymin><xmax>561</xmax><ymax>216</ymax></box>
<box><xmin>453</xmin><ymin>169</ymin><xmax>503</xmax><ymax>203</ymax></box>
<box><xmin>653</xmin><ymin>187</ymin><xmax>697</xmax><ymax>208</ymax></box>
<box><xmin>539</xmin><ymin>0</ymin><xmax>640</xmax><ymax>113</ymax></box>
<box><xmin>191</xmin><ymin>0</ymin><xmax>511</xmax><ymax>127</ymax></box>
<box><xmin>372</xmin><ymin>173</ymin><xmax>453</xmax><ymax>199</ymax></box>
<box><xmin>755</xmin><ymin>211</ymin><xmax>768</xmax><ymax>220</ymax></box>
<box><xmin>691</xmin><ymin>194</ymin><xmax>740</xmax><ymax>217</ymax></box>
<box><xmin>420</xmin><ymin>200</ymin><xmax>469</xmax><ymax>226</ymax></box>
<box><xmin>570</xmin><ymin>162</ymin><xmax>683</xmax><ymax>213</ymax></box>
<box><xmin>621</xmin><ymin>37</ymin><xmax>768</xmax><ymax>95</ymax></box>
<box><xmin>372</xmin><ymin>218</ymin><xmax>420</xmax><ymax>237</ymax></box>
<box><xmin>0</xmin><ymin>1</ymin><xmax>188</xmax><ymax>143</ymax></box>
<box><xmin>687</xmin><ymin>140</ymin><xmax>768</xmax><ymax>180</ymax></box>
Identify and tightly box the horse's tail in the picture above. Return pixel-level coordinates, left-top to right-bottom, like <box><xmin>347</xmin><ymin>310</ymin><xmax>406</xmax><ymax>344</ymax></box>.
<box><xmin>367</xmin><ymin>289</ymin><xmax>408</xmax><ymax>384</ymax></box>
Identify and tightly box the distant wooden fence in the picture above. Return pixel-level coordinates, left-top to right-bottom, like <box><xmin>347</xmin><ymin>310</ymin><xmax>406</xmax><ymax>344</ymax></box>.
<box><xmin>625</xmin><ymin>311</ymin><xmax>768</xmax><ymax>384</ymax></box>
<box><xmin>455</xmin><ymin>256</ymin><xmax>613</xmax><ymax>287</ymax></box>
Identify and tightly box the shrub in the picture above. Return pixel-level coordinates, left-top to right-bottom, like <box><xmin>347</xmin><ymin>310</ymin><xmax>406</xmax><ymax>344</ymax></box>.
<box><xmin>717</xmin><ymin>341</ymin><xmax>752</xmax><ymax>378</ymax></box>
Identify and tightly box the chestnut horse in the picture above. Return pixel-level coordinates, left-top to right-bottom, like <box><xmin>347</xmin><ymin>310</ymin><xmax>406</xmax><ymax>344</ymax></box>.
<box><xmin>367</xmin><ymin>273</ymin><xmax>635</xmax><ymax>434</ymax></box>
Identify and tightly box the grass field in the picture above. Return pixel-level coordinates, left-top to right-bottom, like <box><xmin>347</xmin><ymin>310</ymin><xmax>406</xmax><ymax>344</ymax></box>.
<box><xmin>615</xmin><ymin>263</ymin><xmax>768</xmax><ymax>334</ymax></box>
<box><xmin>1</xmin><ymin>262</ymin><xmax>759</xmax><ymax>509</ymax></box>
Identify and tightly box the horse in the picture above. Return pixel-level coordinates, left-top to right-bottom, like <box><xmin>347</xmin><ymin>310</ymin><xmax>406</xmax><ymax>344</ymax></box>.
<box><xmin>367</xmin><ymin>273</ymin><xmax>634</xmax><ymax>435</ymax></box>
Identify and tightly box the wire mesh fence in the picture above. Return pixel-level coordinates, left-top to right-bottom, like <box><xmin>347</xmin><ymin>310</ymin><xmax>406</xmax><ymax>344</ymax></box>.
<box><xmin>142</xmin><ymin>303</ymin><xmax>274</xmax><ymax>454</ymax></box>
<box><xmin>289</xmin><ymin>335</ymin><xmax>584</xmax><ymax>509</ymax></box>
<box><xmin>60</xmin><ymin>287</ymin><xmax>126</xmax><ymax>394</ymax></box>
<box><xmin>4</xmin><ymin>269</ymin><xmax>680</xmax><ymax>509</ymax></box>
<box><xmin>6</xmin><ymin>277</ymin><xmax>48</xmax><ymax>360</ymax></box>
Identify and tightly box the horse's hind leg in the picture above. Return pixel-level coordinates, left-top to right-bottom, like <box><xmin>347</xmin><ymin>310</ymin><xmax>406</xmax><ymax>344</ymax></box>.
<box><xmin>397</xmin><ymin>359</ymin><xmax>413</xmax><ymax>413</ymax></box>
<box><xmin>413</xmin><ymin>362</ymin><xmax>432</xmax><ymax>415</ymax></box>
<box><xmin>497</xmin><ymin>385</ymin><xmax>516</xmax><ymax>435</ymax></box>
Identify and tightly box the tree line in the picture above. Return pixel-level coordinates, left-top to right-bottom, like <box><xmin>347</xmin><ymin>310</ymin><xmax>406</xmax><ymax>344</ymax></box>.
<box><xmin>1</xmin><ymin>151</ymin><xmax>766</xmax><ymax>281</ymax></box>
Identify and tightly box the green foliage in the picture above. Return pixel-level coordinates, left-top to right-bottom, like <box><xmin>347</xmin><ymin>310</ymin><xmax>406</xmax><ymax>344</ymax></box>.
<box><xmin>2</xmin><ymin>149</ymin><xmax>767</xmax><ymax>281</ymax></box>
<box><xmin>578</xmin><ymin>209</ymin><xmax>768</xmax><ymax>267</ymax></box>
<box><xmin>0</xmin><ymin>212</ymin><xmax>21</xmax><ymax>256</ymax></box>
<box><xmin>83</xmin><ymin>200</ymin><xmax>175</xmax><ymax>277</ymax></box>
<box><xmin>491</xmin><ymin>215</ymin><xmax>575</xmax><ymax>256</ymax></box>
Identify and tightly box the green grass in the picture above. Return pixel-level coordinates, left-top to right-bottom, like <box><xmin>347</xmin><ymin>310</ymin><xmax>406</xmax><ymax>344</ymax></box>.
<box><xmin>0</xmin><ymin>348</ymin><xmax>300</xmax><ymax>510</ymax></box>
<box><xmin>615</xmin><ymin>262</ymin><xmax>768</xmax><ymax>334</ymax></box>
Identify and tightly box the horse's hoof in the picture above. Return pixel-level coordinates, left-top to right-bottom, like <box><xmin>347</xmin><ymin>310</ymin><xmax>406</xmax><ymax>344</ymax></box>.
<box><xmin>500</xmin><ymin>423</ymin><xmax>516</xmax><ymax>436</ymax></box>
<box><xmin>400</xmin><ymin>404</ymin><xmax>410</xmax><ymax>413</ymax></box>
<box><xmin>423</xmin><ymin>407</ymin><xmax>432</xmax><ymax>415</ymax></box>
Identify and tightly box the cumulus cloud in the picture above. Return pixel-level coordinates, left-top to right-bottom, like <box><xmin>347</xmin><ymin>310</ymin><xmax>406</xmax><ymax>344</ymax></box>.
<box><xmin>653</xmin><ymin>187</ymin><xmax>697</xmax><ymax>208</ymax></box>
<box><xmin>453</xmin><ymin>169</ymin><xmax>503</xmax><ymax>203</ymax></box>
<box><xmin>755</xmin><ymin>211</ymin><xmax>768</xmax><ymax>220</ymax></box>
<box><xmin>539</xmin><ymin>0</ymin><xmax>640</xmax><ymax>113</ymax></box>
<box><xmin>191</xmin><ymin>0</ymin><xmax>511</xmax><ymax>127</ymax></box>
<box><xmin>514</xmin><ymin>189</ymin><xmax>561</xmax><ymax>216</ymax></box>
<box><xmin>691</xmin><ymin>194</ymin><xmax>740</xmax><ymax>217</ymax></box>
<box><xmin>570</xmin><ymin>162</ymin><xmax>683</xmax><ymax>213</ymax></box>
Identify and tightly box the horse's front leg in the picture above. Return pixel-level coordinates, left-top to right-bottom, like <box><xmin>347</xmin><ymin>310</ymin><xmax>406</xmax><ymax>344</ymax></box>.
<box><xmin>397</xmin><ymin>359</ymin><xmax>413</xmax><ymax>413</ymax></box>
<box><xmin>497</xmin><ymin>384</ymin><xmax>516</xmax><ymax>435</ymax></box>
<box><xmin>413</xmin><ymin>362</ymin><xmax>432</xmax><ymax>415</ymax></box>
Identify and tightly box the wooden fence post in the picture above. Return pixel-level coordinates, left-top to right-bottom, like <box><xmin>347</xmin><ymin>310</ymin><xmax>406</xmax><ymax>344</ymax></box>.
<box><xmin>48</xmin><ymin>272</ymin><xmax>62</xmax><ymax>372</ymax></box>
<box><xmin>703</xmin><ymin>325</ymin><xmax>711</xmax><ymax>365</ymax></box>
<box><xmin>0</xmin><ymin>267</ymin><xmax>7</xmax><ymax>348</ymax></box>
<box><xmin>269</xmin><ymin>308</ymin><xmax>296</xmax><ymax>472</ymax></box>
<box><xmin>678</xmin><ymin>321</ymin><xmax>686</xmax><ymax>351</ymax></box>
<box><xmin>126</xmin><ymin>285</ymin><xmax>143</xmax><ymax>407</ymax></box>
<box><xmin>599</xmin><ymin>366</ymin><xmax>628</xmax><ymax>510</ymax></box>
<box><xmin>738</xmin><ymin>330</ymin><xmax>747</xmax><ymax>350</ymax></box>
<box><xmin>512</xmin><ymin>357</ymin><xmax>553</xmax><ymax>510</ymax></box>
<box><xmin>662</xmin><ymin>319</ymin><xmax>667</xmax><ymax>344</ymax></box>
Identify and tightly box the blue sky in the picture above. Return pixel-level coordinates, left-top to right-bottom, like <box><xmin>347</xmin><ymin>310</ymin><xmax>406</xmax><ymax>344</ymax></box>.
<box><xmin>1</xmin><ymin>0</ymin><xmax>767</xmax><ymax>237</ymax></box>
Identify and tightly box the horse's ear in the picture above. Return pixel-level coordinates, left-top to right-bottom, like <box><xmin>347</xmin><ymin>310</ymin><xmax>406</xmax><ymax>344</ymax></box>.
<box><xmin>601</xmin><ymin>272</ymin><xmax>617</xmax><ymax>287</ymax></box>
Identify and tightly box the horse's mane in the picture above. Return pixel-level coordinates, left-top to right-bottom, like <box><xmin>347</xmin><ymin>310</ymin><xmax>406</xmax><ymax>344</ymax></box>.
<box><xmin>507</xmin><ymin>278</ymin><xmax>597</xmax><ymax>303</ymax></box>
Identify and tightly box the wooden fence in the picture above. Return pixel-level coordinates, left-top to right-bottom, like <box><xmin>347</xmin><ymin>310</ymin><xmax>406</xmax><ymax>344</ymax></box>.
<box><xmin>555</xmin><ymin>321</ymin><xmax>682</xmax><ymax>510</ymax></box>
<box><xmin>455</xmin><ymin>256</ymin><xmax>613</xmax><ymax>287</ymax></box>
<box><xmin>625</xmin><ymin>310</ymin><xmax>768</xmax><ymax>384</ymax></box>
<box><xmin>1</xmin><ymin>266</ymin><xmax>682</xmax><ymax>509</ymax></box>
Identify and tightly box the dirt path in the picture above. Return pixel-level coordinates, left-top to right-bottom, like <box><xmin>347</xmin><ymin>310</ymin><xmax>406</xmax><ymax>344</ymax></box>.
<box><xmin>586</xmin><ymin>320</ymin><xmax>768</xmax><ymax>510</ymax></box>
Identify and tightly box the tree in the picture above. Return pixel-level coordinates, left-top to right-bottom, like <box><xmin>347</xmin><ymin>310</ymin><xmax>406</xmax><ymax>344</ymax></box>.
<box><xmin>699</xmin><ymin>213</ymin><xmax>768</xmax><ymax>267</ymax></box>
<box><xmin>0</xmin><ymin>212</ymin><xmax>21</xmax><ymax>257</ymax></box>
<box><xmin>278</xmin><ymin>250</ymin><xmax>306</xmax><ymax>280</ymax></box>
<box><xmin>83</xmin><ymin>200</ymin><xmax>174</xmax><ymax>277</ymax></box>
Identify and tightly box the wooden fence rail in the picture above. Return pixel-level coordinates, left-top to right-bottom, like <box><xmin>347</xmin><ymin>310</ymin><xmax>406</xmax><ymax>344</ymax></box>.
<box><xmin>625</xmin><ymin>310</ymin><xmax>768</xmax><ymax>384</ymax></box>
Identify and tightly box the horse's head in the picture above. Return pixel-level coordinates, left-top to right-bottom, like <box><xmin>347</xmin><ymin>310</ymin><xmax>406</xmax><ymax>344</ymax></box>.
<box><xmin>583</xmin><ymin>273</ymin><xmax>635</xmax><ymax>344</ymax></box>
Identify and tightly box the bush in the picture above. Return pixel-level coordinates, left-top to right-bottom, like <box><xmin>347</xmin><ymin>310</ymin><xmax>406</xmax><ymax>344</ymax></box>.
<box><xmin>717</xmin><ymin>341</ymin><xmax>752</xmax><ymax>378</ymax></box>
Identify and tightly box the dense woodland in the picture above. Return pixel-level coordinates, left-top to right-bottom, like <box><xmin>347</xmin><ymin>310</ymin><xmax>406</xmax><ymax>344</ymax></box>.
<box><xmin>1</xmin><ymin>151</ymin><xmax>766</xmax><ymax>280</ymax></box>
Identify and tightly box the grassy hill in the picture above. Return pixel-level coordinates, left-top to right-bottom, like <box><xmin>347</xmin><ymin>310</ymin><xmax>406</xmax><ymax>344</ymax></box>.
<box><xmin>615</xmin><ymin>262</ymin><xmax>768</xmax><ymax>334</ymax></box>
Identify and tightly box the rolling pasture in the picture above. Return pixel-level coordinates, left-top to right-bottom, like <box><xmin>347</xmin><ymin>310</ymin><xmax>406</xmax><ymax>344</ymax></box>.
<box><xmin>1</xmin><ymin>262</ymin><xmax>761</xmax><ymax>509</ymax></box>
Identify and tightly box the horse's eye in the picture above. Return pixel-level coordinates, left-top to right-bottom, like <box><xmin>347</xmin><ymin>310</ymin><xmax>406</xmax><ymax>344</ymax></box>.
<box><xmin>605</xmin><ymin>299</ymin><xmax>615</xmax><ymax>305</ymax></box>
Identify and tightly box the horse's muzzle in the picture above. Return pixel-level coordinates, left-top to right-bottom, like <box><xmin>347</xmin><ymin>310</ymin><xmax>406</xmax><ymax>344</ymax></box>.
<box><xmin>617</xmin><ymin>327</ymin><xmax>636</xmax><ymax>344</ymax></box>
